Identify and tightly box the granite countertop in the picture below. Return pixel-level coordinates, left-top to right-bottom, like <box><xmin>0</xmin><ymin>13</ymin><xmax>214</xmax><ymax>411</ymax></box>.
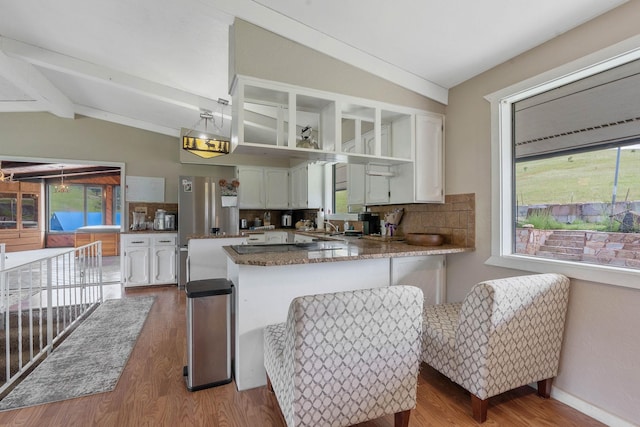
<box><xmin>223</xmin><ymin>235</ymin><xmax>474</xmax><ymax>267</ymax></box>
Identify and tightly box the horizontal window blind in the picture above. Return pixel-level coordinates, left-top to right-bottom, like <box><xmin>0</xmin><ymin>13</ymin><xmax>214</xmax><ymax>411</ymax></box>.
<box><xmin>514</xmin><ymin>58</ymin><xmax>640</xmax><ymax>160</ymax></box>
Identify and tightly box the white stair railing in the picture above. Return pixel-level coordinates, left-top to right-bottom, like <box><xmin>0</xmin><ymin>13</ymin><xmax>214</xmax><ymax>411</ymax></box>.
<box><xmin>0</xmin><ymin>242</ymin><xmax>104</xmax><ymax>395</ymax></box>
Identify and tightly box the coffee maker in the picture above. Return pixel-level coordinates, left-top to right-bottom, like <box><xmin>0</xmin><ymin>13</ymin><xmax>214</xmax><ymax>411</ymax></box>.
<box><xmin>358</xmin><ymin>212</ymin><xmax>381</xmax><ymax>235</ymax></box>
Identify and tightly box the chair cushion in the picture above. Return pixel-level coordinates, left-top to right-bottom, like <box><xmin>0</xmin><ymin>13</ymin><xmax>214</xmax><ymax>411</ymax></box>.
<box><xmin>422</xmin><ymin>302</ymin><xmax>462</xmax><ymax>381</ymax></box>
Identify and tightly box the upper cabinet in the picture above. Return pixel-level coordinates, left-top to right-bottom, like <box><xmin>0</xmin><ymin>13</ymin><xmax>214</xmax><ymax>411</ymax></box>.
<box><xmin>231</xmin><ymin>76</ymin><xmax>418</xmax><ymax>165</ymax></box>
<box><xmin>237</xmin><ymin>166</ymin><xmax>289</xmax><ymax>209</ymax></box>
<box><xmin>290</xmin><ymin>162</ymin><xmax>323</xmax><ymax>209</ymax></box>
<box><xmin>231</xmin><ymin>75</ymin><xmax>445</xmax><ymax>205</ymax></box>
<box><xmin>414</xmin><ymin>113</ymin><xmax>444</xmax><ymax>203</ymax></box>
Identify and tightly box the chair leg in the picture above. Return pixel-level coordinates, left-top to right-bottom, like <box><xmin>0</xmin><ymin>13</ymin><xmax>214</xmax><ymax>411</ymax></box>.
<box><xmin>266</xmin><ymin>374</ymin><xmax>274</xmax><ymax>393</ymax></box>
<box><xmin>394</xmin><ymin>410</ymin><xmax>411</xmax><ymax>427</ymax></box>
<box><xmin>537</xmin><ymin>378</ymin><xmax>553</xmax><ymax>398</ymax></box>
<box><xmin>470</xmin><ymin>394</ymin><xmax>488</xmax><ymax>423</ymax></box>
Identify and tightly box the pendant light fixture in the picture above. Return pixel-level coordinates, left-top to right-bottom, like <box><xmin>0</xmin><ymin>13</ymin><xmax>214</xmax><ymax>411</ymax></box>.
<box><xmin>55</xmin><ymin>166</ymin><xmax>70</xmax><ymax>193</ymax></box>
<box><xmin>181</xmin><ymin>99</ymin><xmax>231</xmax><ymax>159</ymax></box>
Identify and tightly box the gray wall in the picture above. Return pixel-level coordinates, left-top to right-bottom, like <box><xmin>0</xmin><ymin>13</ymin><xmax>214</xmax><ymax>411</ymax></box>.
<box><xmin>445</xmin><ymin>2</ymin><xmax>640</xmax><ymax>424</ymax></box>
<box><xmin>0</xmin><ymin>112</ymin><xmax>235</xmax><ymax>203</ymax></box>
<box><xmin>229</xmin><ymin>19</ymin><xmax>446</xmax><ymax>115</ymax></box>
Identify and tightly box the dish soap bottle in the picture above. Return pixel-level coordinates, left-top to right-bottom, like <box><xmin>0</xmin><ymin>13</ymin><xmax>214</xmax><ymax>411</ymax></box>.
<box><xmin>316</xmin><ymin>208</ymin><xmax>324</xmax><ymax>230</ymax></box>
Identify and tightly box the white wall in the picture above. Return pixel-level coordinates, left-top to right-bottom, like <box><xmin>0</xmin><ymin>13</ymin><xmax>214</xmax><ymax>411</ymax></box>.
<box><xmin>445</xmin><ymin>2</ymin><xmax>640</xmax><ymax>425</ymax></box>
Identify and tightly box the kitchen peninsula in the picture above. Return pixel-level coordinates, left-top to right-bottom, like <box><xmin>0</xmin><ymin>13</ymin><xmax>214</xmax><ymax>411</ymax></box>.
<box><xmin>223</xmin><ymin>236</ymin><xmax>473</xmax><ymax>390</ymax></box>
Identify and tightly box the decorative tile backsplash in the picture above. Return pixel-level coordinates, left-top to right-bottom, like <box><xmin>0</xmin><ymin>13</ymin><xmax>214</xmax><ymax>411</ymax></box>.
<box><xmin>367</xmin><ymin>193</ymin><xmax>475</xmax><ymax>248</ymax></box>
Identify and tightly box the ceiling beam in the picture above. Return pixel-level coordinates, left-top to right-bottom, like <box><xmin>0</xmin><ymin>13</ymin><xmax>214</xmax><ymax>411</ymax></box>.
<box><xmin>74</xmin><ymin>104</ymin><xmax>180</xmax><ymax>137</ymax></box>
<box><xmin>0</xmin><ymin>49</ymin><xmax>75</xmax><ymax>118</ymax></box>
<box><xmin>0</xmin><ymin>36</ymin><xmax>221</xmax><ymax>114</ymax></box>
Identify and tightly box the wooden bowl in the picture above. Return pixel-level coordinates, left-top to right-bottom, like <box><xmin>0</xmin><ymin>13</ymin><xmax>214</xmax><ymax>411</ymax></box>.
<box><xmin>405</xmin><ymin>233</ymin><xmax>444</xmax><ymax>246</ymax></box>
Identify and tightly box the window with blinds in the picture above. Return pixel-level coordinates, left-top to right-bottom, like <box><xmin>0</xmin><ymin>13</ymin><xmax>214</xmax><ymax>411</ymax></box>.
<box><xmin>514</xmin><ymin>58</ymin><xmax>640</xmax><ymax>161</ymax></box>
<box><xmin>512</xmin><ymin>57</ymin><xmax>640</xmax><ymax>270</ymax></box>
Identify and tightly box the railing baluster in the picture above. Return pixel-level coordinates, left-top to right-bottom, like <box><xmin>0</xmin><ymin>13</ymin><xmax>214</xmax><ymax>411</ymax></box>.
<box><xmin>0</xmin><ymin>242</ymin><xmax>104</xmax><ymax>395</ymax></box>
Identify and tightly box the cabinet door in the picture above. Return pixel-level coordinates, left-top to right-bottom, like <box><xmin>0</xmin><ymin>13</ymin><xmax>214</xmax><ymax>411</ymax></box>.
<box><xmin>265</xmin><ymin>231</ymin><xmax>287</xmax><ymax>244</ymax></box>
<box><xmin>265</xmin><ymin>168</ymin><xmax>289</xmax><ymax>209</ymax></box>
<box><xmin>347</xmin><ymin>164</ymin><xmax>365</xmax><ymax>206</ymax></box>
<box><xmin>415</xmin><ymin>114</ymin><xmax>444</xmax><ymax>203</ymax></box>
<box><xmin>124</xmin><ymin>247</ymin><xmax>150</xmax><ymax>286</ymax></box>
<box><xmin>305</xmin><ymin>163</ymin><xmax>323</xmax><ymax>209</ymax></box>
<box><xmin>153</xmin><ymin>246</ymin><xmax>177</xmax><ymax>284</ymax></box>
<box><xmin>237</xmin><ymin>167</ymin><xmax>265</xmax><ymax>208</ymax></box>
<box><xmin>289</xmin><ymin>166</ymin><xmax>305</xmax><ymax>209</ymax></box>
<box><xmin>365</xmin><ymin>165</ymin><xmax>390</xmax><ymax>205</ymax></box>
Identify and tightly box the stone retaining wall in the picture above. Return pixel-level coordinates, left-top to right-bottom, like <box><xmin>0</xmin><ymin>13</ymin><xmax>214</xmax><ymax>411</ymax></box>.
<box><xmin>515</xmin><ymin>228</ymin><xmax>640</xmax><ymax>268</ymax></box>
<box><xmin>517</xmin><ymin>201</ymin><xmax>640</xmax><ymax>224</ymax></box>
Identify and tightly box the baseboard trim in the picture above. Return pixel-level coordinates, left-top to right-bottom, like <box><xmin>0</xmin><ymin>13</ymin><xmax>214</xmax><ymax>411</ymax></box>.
<box><xmin>550</xmin><ymin>386</ymin><xmax>635</xmax><ymax>427</ymax></box>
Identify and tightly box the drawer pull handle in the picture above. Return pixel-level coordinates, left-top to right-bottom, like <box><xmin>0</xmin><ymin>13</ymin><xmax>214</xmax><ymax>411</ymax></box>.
<box><xmin>132</xmin><ymin>240</ymin><xmax>145</xmax><ymax>244</ymax></box>
<box><xmin>159</xmin><ymin>240</ymin><xmax>171</xmax><ymax>243</ymax></box>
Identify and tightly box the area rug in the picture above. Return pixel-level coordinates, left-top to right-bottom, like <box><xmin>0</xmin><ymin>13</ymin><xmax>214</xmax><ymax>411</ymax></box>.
<box><xmin>0</xmin><ymin>296</ymin><xmax>155</xmax><ymax>411</ymax></box>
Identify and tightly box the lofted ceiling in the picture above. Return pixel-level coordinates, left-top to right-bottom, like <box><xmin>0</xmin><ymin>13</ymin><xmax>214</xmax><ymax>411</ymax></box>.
<box><xmin>0</xmin><ymin>0</ymin><xmax>628</xmax><ymax>140</ymax></box>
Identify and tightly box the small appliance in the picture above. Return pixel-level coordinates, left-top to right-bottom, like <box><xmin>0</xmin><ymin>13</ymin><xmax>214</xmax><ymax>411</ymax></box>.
<box><xmin>154</xmin><ymin>209</ymin><xmax>167</xmax><ymax>230</ymax></box>
<box><xmin>358</xmin><ymin>212</ymin><xmax>381</xmax><ymax>235</ymax></box>
<box><xmin>281</xmin><ymin>214</ymin><xmax>292</xmax><ymax>227</ymax></box>
<box><xmin>164</xmin><ymin>214</ymin><xmax>176</xmax><ymax>230</ymax></box>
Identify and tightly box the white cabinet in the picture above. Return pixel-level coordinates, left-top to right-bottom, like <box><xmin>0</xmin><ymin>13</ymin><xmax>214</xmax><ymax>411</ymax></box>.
<box><xmin>246</xmin><ymin>233</ymin><xmax>266</xmax><ymax>244</ymax></box>
<box><xmin>347</xmin><ymin>164</ymin><xmax>365</xmax><ymax>206</ymax></box>
<box><xmin>293</xmin><ymin>233</ymin><xmax>315</xmax><ymax>243</ymax></box>
<box><xmin>365</xmin><ymin>164</ymin><xmax>391</xmax><ymax>205</ymax></box>
<box><xmin>231</xmin><ymin>76</ymin><xmax>415</xmax><ymax>164</ymax></box>
<box><xmin>122</xmin><ymin>236</ymin><xmax>150</xmax><ymax>287</ymax></box>
<box><xmin>265</xmin><ymin>168</ymin><xmax>289</xmax><ymax>209</ymax></box>
<box><xmin>237</xmin><ymin>166</ymin><xmax>289</xmax><ymax>209</ymax></box>
<box><xmin>237</xmin><ymin>167</ymin><xmax>264</xmax><ymax>208</ymax></box>
<box><xmin>152</xmin><ymin>235</ymin><xmax>177</xmax><ymax>284</ymax></box>
<box><xmin>265</xmin><ymin>231</ymin><xmax>288</xmax><ymax>244</ymax></box>
<box><xmin>391</xmin><ymin>255</ymin><xmax>446</xmax><ymax>306</ymax></box>
<box><xmin>415</xmin><ymin>113</ymin><xmax>444</xmax><ymax>203</ymax></box>
<box><xmin>245</xmin><ymin>231</ymin><xmax>288</xmax><ymax>244</ymax></box>
<box><xmin>121</xmin><ymin>233</ymin><xmax>177</xmax><ymax>287</ymax></box>
<box><xmin>290</xmin><ymin>162</ymin><xmax>323</xmax><ymax>209</ymax></box>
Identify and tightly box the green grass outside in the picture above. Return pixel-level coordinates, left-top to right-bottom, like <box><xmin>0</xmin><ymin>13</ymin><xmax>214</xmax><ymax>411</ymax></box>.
<box><xmin>515</xmin><ymin>147</ymin><xmax>640</xmax><ymax>206</ymax></box>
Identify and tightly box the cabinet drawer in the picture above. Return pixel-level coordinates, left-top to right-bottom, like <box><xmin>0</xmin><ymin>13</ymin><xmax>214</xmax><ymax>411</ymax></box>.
<box><xmin>123</xmin><ymin>237</ymin><xmax>150</xmax><ymax>247</ymax></box>
<box><xmin>153</xmin><ymin>235</ymin><xmax>177</xmax><ymax>246</ymax></box>
<box><xmin>246</xmin><ymin>233</ymin><xmax>266</xmax><ymax>243</ymax></box>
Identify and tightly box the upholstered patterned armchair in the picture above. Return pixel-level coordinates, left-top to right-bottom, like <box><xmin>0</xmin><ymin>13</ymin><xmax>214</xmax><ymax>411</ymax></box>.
<box><xmin>264</xmin><ymin>286</ymin><xmax>424</xmax><ymax>427</ymax></box>
<box><xmin>422</xmin><ymin>273</ymin><xmax>570</xmax><ymax>423</ymax></box>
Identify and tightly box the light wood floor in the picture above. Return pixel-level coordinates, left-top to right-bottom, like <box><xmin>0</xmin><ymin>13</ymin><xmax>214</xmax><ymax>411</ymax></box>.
<box><xmin>0</xmin><ymin>286</ymin><xmax>605</xmax><ymax>427</ymax></box>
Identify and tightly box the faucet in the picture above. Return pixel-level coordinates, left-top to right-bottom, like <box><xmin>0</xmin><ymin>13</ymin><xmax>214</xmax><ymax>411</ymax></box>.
<box><xmin>324</xmin><ymin>220</ymin><xmax>340</xmax><ymax>234</ymax></box>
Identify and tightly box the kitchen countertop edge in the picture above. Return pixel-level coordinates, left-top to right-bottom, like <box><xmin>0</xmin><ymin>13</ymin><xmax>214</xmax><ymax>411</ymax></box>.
<box><xmin>223</xmin><ymin>241</ymin><xmax>474</xmax><ymax>267</ymax></box>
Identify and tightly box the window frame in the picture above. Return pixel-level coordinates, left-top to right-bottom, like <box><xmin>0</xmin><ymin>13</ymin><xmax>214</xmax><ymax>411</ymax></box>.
<box><xmin>485</xmin><ymin>38</ymin><xmax>640</xmax><ymax>290</ymax></box>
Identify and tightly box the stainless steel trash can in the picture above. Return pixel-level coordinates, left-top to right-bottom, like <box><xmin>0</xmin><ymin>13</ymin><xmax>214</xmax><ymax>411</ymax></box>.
<box><xmin>184</xmin><ymin>278</ymin><xmax>233</xmax><ymax>391</ymax></box>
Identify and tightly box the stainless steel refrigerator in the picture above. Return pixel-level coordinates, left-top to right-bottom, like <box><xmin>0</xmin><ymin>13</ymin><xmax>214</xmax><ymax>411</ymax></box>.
<box><xmin>178</xmin><ymin>175</ymin><xmax>239</xmax><ymax>287</ymax></box>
